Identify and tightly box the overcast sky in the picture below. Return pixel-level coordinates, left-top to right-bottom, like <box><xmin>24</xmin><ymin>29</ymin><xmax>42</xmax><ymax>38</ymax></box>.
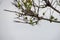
<box><xmin>0</xmin><ymin>0</ymin><xmax>60</xmax><ymax>40</ymax></box>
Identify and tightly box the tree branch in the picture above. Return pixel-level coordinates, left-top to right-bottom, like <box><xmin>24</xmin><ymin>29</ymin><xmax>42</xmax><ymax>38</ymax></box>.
<box><xmin>4</xmin><ymin>9</ymin><xmax>60</xmax><ymax>23</ymax></box>
<box><xmin>41</xmin><ymin>17</ymin><xmax>60</xmax><ymax>23</ymax></box>
<box><xmin>50</xmin><ymin>5</ymin><xmax>60</xmax><ymax>14</ymax></box>
<box><xmin>44</xmin><ymin>0</ymin><xmax>60</xmax><ymax>14</ymax></box>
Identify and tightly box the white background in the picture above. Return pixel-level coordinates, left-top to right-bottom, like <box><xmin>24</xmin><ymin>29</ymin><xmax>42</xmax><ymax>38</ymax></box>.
<box><xmin>0</xmin><ymin>0</ymin><xmax>60</xmax><ymax>40</ymax></box>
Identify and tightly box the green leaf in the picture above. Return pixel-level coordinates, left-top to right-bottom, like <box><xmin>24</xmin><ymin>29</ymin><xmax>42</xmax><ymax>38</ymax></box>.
<box><xmin>24</xmin><ymin>17</ymin><xmax>27</xmax><ymax>19</ymax></box>
<box><xmin>24</xmin><ymin>2</ymin><xmax>27</xmax><ymax>7</ymax></box>
<box><xmin>17</xmin><ymin>1</ymin><xmax>21</xmax><ymax>9</ymax></box>
<box><xmin>30</xmin><ymin>19</ymin><xmax>32</xmax><ymax>23</ymax></box>
<box><xmin>50</xmin><ymin>15</ymin><xmax>54</xmax><ymax>20</ymax></box>
<box><xmin>23</xmin><ymin>0</ymin><xmax>32</xmax><ymax>10</ymax></box>
<box><xmin>54</xmin><ymin>18</ymin><xmax>57</xmax><ymax>20</ymax></box>
<box><xmin>29</xmin><ymin>19</ymin><xmax>34</xmax><ymax>25</ymax></box>
<box><xmin>35</xmin><ymin>21</ymin><xmax>38</xmax><ymax>24</ymax></box>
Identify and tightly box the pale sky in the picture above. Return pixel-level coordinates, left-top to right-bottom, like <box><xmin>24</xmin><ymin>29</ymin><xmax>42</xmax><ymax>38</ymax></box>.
<box><xmin>0</xmin><ymin>0</ymin><xmax>60</xmax><ymax>40</ymax></box>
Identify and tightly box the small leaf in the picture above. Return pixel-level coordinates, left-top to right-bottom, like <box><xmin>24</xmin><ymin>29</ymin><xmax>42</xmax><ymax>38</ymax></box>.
<box><xmin>30</xmin><ymin>19</ymin><xmax>32</xmax><ymax>23</ymax></box>
<box><xmin>50</xmin><ymin>15</ymin><xmax>54</xmax><ymax>20</ymax></box>
<box><xmin>29</xmin><ymin>19</ymin><xmax>34</xmax><ymax>25</ymax></box>
<box><xmin>23</xmin><ymin>0</ymin><xmax>32</xmax><ymax>10</ymax></box>
<box><xmin>43</xmin><ymin>13</ymin><xmax>45</xmax><ymax>15</ymax></box>
<box><xmin>54</xmin><ymin>18</ymin><xmax>57</xmax><ymax>20</ymax></box>
<box><xmin>50</xmin><ymin>20</ymin><xmax>53</xmax><ymax>23</ymax></box>
<box><xmin>17</xmin><ymin>1</ymin><xmax>21</xmax><ymax>9</ymax></box>
<box><xmin>24</xmin><ymin>2</ymin><xmax>27</xmax><ymax>8</ymax></box>
<box><xmin>24</xmin><ymin>17</ymin><xmax>27</xmax><ymax>19</ymax></box>
<box><xmin>35</xmin><ymin>21</ymin><xmax>38</xmax><ymax>24</ymax></box>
